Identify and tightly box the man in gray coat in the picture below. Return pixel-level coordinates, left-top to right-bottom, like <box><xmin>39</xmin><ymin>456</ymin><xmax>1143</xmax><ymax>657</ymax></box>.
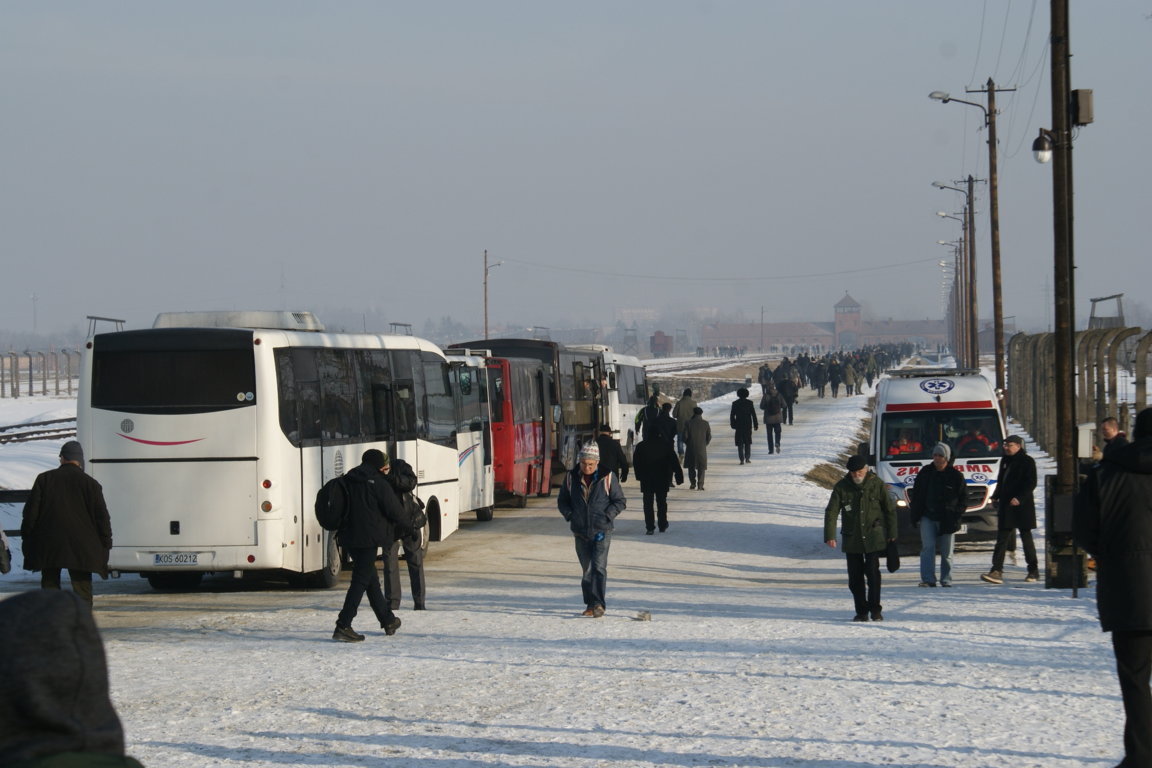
<box><xmin>683</xmin><ymin>407</ymin><xmax>712</xmax><ymax>491</ymax></box>
<box><xmin>672</xmin><ymin>388</ymin><xmax>697</xmax><ymax>460</ymax></box>
<box><xmin>21</xmin><ymin>441</ymin><xmax>112</xmax><ymax>606</ymax></box>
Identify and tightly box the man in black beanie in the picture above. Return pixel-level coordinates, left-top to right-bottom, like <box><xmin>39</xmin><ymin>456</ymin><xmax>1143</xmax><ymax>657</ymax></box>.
<box><xmin>21</xmin><ymin>441</ymin><xmax>113</xmax><ymax>606</ymax></box>
<box><xmin>1075</xmin><ymin>407</ymin><xmax>1152</xmax><ymax>768</ymax></box>
<box><xmin>333</xmin><ymin>448</ymin><xmax>406</xmax><ymax>641</ymax></box>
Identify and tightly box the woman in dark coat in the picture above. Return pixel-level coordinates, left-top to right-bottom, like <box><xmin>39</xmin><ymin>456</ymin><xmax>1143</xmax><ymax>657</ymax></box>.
<box><xmin>729</xmin><ymin>387</ymin><xmax>759</xmax><ymax>465</ymax></box>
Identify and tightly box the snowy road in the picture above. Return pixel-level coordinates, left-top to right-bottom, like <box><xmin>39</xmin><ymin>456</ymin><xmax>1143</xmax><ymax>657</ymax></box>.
<box><xmin>1</xmin><ymin>385</ymin><xmax>1125</xmax><ymax>768</ymax></box>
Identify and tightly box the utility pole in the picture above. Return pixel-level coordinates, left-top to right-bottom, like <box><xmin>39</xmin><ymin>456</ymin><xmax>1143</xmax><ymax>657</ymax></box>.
<box><xmin>483</xmin><ymin>249</ymin><xmax>502</xmax><ymax>340</ymax></box>
<box><xmin>965</xmin><ymin>175</ymin><xmax>978</xmax><ymax>368</ymax></box>
<box><xmin>967</xmin><ymin>78</ymin><xmax>1015</xmax><ymax>397</ymax></box>
<box><xmin>1050</xmin><ymin>0</ymin><xmax>1076</xmax><ymax>497</ymax></box>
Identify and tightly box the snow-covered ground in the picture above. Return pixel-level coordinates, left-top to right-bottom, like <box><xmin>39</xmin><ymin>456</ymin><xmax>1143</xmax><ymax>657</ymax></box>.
<box><xmin>0</xmin><ymin>382</ymin><xmax>1126</xmax><ymax>768</ymax></box>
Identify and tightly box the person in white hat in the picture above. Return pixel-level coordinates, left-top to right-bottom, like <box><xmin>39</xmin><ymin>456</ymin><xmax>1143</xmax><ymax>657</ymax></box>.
<box><xmin>557</xmin><ymin>441</ymin><xmax>626</xmax><ymax>617</ymax></box>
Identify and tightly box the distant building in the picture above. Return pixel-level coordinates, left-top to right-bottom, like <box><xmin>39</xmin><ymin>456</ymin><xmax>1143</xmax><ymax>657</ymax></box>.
<box><xmin>699</xmin><ymin>293</ymin><xmax>947</xmax><ymax>353</ymax></box>
<box><xmin>649</xmin><ymin>331</ymin><xmax>673</xmax><ymax>358</ymax></box>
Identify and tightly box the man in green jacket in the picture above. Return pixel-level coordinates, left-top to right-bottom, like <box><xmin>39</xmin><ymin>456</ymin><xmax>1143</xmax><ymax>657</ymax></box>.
<box><xmin>824</xmin><ymin>455</ymin><xmax>897</xmax><ymax>622</ymax></box>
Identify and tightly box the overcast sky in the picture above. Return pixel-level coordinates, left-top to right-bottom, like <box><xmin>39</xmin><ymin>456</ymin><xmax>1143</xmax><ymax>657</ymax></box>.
<box><xmin>3</xmin><ymin>2</ymin><xmax>1149</xmax><ymax>338</ymax></box>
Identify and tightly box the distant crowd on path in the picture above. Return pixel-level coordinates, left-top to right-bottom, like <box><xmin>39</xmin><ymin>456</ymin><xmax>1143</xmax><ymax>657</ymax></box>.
<box><xmin>757</xmin><ymin>345</ymin><xmax>905</xmax><ymax>402</ymax></box>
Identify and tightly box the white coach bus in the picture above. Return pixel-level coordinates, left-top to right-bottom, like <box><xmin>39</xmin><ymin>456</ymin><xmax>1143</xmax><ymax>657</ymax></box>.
<box><xmin>566</xmin><ymin>344</ymin><xmax>648</xmax><ymax>458</ymax></box>
<box><xmin>77</xmin><ymin>310</ymin><xmax>462</xmax><ymax>590</ymax></box>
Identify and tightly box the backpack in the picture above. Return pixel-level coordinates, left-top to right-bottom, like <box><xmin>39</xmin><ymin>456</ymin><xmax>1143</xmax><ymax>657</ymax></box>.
<box><xmin>314</xmin><ymin>476</ymin><xmax>350</xmax><ymax>531</ymax></box>
<box><xmin>393</xmin><ymin>491</ymin><xmax>428</xmax><ymax>541</ymax></box>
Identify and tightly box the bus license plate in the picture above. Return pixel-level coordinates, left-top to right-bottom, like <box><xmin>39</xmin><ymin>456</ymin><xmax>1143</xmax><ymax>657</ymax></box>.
<box><xmin>153</xmin><ymin>552</ymin><xmax>198</xmax><ymax>566</ymax></box>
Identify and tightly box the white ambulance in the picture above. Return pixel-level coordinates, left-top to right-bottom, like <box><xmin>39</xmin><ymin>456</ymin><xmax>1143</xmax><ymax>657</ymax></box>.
<box><xmin>863</xmin><ymin>367</ymin><xmax>1005</xmax><ymax>549</ymax></box>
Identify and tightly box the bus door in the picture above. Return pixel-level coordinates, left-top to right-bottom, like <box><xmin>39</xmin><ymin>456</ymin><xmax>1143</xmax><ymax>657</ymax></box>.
<box><xmin>451</xmin><ymin>361</ymin><xmax>494</xmax><ymax>516</ymax></box>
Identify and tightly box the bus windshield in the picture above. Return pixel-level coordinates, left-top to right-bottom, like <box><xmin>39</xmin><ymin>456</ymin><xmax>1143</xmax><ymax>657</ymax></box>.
<box><xmin>880</xmin><ymin>409</ymin><xmax>1003</xmax><ymax>460</ymax></box>
<box><xmin>91</xmin><ymin>329</ymin><xmax>257</xmax><ymax>414</ymax></box>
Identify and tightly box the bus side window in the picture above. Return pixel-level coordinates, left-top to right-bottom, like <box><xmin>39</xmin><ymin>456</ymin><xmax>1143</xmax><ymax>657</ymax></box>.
<box><xmin>277</xmin><ymin>349</ymin><xmax>321</xmax><ymax>444</ymax></box>
<box><xmin>318</xmin><ymin>349</ymin><xmax>358</xmax><ymax>440</ymax></box>
<box><xmin>357</xmin><ymin>350</ymin><xmax>392</xmax><ymax>441</ymax></box>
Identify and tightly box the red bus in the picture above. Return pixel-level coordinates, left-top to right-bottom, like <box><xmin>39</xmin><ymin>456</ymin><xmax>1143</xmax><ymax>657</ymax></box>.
<box><xmin>488</xmin><ymin>356</ymin><xmax>552</xmax><ymax>505</ymax></box>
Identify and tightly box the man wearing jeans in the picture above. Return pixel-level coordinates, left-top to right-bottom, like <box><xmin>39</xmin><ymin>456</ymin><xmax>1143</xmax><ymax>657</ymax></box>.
<box><xmin>909</xmin><ymin>442</ymin><xmax>967</xmax><ymax>587</ymax></box>
<box><xmin>557</xmin><ymin>442</ymin><xmax>626</xmax><ymax>617</ymax></box>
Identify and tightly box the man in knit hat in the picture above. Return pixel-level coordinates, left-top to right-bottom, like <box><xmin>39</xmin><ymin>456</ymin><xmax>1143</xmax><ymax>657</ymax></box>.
<box><xmin>21</xmin><ymin>441</ymin><xmax>113</xmax><ymax>606</ymax></box>
<box><xmin>557</xmin><ymin>441</ymin><xmax>626</xmax><ymax>617</ymax></box>
<box><xmin>908</xmin><ymin>441</ymin><xmax>968</xmax><ymax>587</ymax></box>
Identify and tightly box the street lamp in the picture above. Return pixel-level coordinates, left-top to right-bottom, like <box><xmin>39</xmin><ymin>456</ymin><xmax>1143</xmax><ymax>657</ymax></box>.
<box><xmin>933</xmin><ymin>178</ymin><xmax>979</xmax><ymax>369</ymax></box>
<box><xmin>938</xmin><ymin>239</ymin><xmax>964</xmax><ymax>363</ymax></box>
<box><xmin>482</xmin><ymin>249</ymin><xmax>503</xmax><ymax>340</ymax></box>
<box><xmin>931</xmin><ymin>81</ymin><xmax>1012</xmax><ymax>399</ymax></box>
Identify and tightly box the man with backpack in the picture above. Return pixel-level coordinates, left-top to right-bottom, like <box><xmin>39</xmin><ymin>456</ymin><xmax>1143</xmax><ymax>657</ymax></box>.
<box><xmin>384</xmin><ymin>456</ymin><xmax>428</xmax><ymax>611</ymax></box>
<box><xmin>333</xmin><ymin>449</ymin><xmax>406</xmax><ymax>642</ymax></box>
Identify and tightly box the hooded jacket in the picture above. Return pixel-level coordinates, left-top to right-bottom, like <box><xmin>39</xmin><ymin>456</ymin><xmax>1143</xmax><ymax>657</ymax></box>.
<box><xmin>1075</xmin><ymin>436</ymin><xmax>1152</xmax><ymax>632</ymax></box>
<box><xmin>0</xmin><ymin>590</ymin><xmax>144</xmax><ymax>767</ymax></box>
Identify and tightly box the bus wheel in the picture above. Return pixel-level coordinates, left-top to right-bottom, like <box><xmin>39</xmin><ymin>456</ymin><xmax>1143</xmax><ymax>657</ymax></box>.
<box><xmin>476</xmin><ymin>506</ymin><xmax>494</xmax><ymax>522</ymax></box>
<box><xmin>146</xmin><ymin>572</ymin><xmax>204</xmax><ymax>591</ymax></box>
<box><xmin>513</xmin><ymin>493</ymin><xmax>528</xmax><ymax>508</ymax></box>
<box><xmin>313</xmin><ymin>532</ymin><xmax>344</xmax><ymax>588</ymax></box>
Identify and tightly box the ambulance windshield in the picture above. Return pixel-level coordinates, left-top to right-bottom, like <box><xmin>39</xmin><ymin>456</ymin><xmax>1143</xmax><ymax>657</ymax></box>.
<box><xmin>882</xmin><ymin>410</ymin><xmax>1003</xmax><ymax>460</ymax></box>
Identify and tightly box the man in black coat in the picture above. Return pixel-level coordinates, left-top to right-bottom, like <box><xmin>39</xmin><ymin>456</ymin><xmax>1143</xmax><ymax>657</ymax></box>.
<box><xmin>1075</xmin><ymin>407</ymin><xmax>1152</xmax><ymax>768</ymax></box>
<box><xmin>334</xmin><ymin>448</ymin><xmax>406</xmax><ymax>642</ymax></box>
<box><xmin>631</xmin><ymin>433</ymin><xmax>684</xmax><ymax>534</ymax></box>
<box><xmin>595</xmin><ymin>424</ymin><xmax>630</xmax><ymax>482</ymax></box>
<box><xmin>981</xmin><ymin>435</ymin><xmax>1039</xmax><ymax>584</ymax></box>
<box><xmin>729</xmin><ymin>387</ymin><xmax>759</xmax><ymax>464</ymax></box>
<box><xmin>776</xmin><ymin>377</ymin><xmax>798</xmax><ymax>426</ymax></box>
<box><xmin>909</xmin><ymin>442</ymin><xmax>967</xmax><ymax>587</ymax></box>
<box><xmin>21</xmin><ymin>441</ymin><xmax>112</xmax><ymax>607</ymax></box>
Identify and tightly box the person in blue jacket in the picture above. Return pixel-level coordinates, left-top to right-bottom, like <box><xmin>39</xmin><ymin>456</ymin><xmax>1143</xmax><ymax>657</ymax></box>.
<box><xmin>557</xmin><ymin>441</ymin><xmax>626</xmax><ymax>618</ymax></box>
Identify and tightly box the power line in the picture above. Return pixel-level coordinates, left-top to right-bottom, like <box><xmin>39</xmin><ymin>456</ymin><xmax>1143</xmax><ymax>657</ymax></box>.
<box><xmin>499</xmin><ymin>256</ymin><xmax>944</xmax><ymax>283</ymax></box>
